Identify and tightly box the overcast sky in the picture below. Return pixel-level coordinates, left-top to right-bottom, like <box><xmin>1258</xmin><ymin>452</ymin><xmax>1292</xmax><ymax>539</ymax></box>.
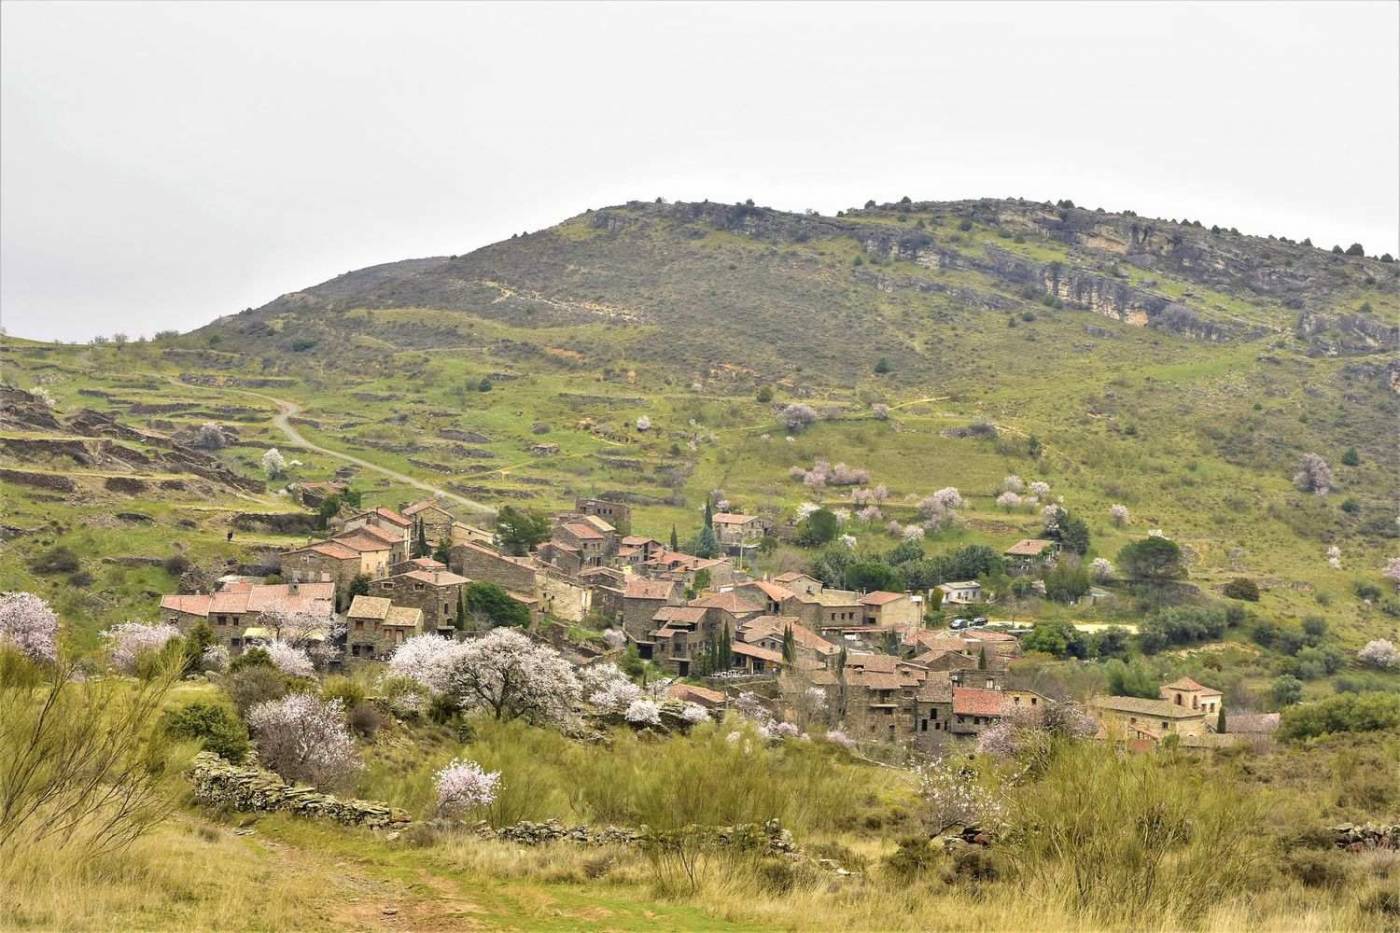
<box><xmin>2</xmin><ymin>1</ymin><xmax>1396</xmax><ymax>342</ymax></box>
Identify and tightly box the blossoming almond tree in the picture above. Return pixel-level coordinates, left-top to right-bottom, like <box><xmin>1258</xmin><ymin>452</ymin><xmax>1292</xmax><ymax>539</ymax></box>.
<box><xmin>435</xmin><ymin>759</ymin><xmax>500</xmax><ymax>816</ymax></box>
<box><xmin>247</xmin><ymin>694</ymin><xmax>361</xmax><ymax>789</ymax></box>
<box><xmin>444</xmin><ymin>628</ymin><xmax>581</xmax><ymax>723</ymax></box>
<box><xmin>0</xmin><ymin>591</ymin><xmax>59</xmax><ymax>663</ymax></box>
<box><xmin>103</xmin><ymin>621</ymin><xmax>181</xmax><ymax>674</ymax></box>
<box><xmin>388</xmin><ymin>633</ymin><xmax>470</xmax><ymax>695</ymax></box>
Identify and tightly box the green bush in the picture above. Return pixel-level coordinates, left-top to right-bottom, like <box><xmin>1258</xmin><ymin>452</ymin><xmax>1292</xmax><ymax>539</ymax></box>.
<box><xmin>1280</xmin><ymin>692</ymin><xmax>1400</xmax><ymax>740</ymax></box>
<box><xmin>223</xmin><ymin>665</ymin><xmax>290</xmax><ymax>715</ymax></box>
<box><xmin>162</xmin><ymin>701</ymin><xmax>250</xmax><ymax>762</ymax></box>
<box><xmin>1222</xmin><ymin>578</ymin><xmax>1260</xmax><ymax>601</ymax></box>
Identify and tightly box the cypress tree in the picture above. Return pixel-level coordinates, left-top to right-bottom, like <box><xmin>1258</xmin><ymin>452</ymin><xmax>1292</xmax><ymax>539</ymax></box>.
<box><xmin>413</xmin><ymin>521</ymin><xmax>429</xmax><ymax>559</ymax></box>
<box><xmin>704</xmin><ymin>498</ymin><xmax>714</xmax><ymax>530</ymax></box>
<box><xmin>978</xmin><ymin>646</ymin><xmax>988</xmax><ymax>670</ymax></box>
<box><xmin>1216</xmin><ymin>705</ymin><xmax>1227</xmax><ymax>734</ymax></box>
<box><xmin>670</xmin><ymin>525</ymin><xmax>679</xmax><ymax>550</ymax></box>
<box><xmin>782</xmin><ymin>625</ymin><xmax>795</xmax><ymax>663</ymax></box>
<box><xmin>456</xmin><ymin>590</ymin><xmax>467</xmax><ymax>631</ymax></box>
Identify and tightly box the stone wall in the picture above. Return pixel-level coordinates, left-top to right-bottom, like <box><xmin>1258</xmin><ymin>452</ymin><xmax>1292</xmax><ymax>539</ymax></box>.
<box><xmin>188</xmin><ymin>752</ymin><xmax>410</xmax><ymax>828</ymax></box>
<box><xmin>1332</xmin><ymin>823</ymin><xmax>1399</xmax><ymax>851</ymax></box>
<box><xmin>482</xmin><ymin>817</ymin><xmax>798</xmax><ymax>855</ymax></box>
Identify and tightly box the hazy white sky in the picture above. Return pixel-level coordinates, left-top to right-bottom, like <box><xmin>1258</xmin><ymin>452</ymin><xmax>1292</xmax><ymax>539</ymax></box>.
<box><xmin>2</xmin><ymin>1</ymin><xmax>1396</xmax><ymax>342</ymax></box>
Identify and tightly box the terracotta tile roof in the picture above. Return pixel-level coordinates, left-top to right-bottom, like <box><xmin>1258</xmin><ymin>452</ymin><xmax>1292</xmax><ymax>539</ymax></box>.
<box><xmin>1091</xmin><ymin>695</ymin><xmax>1204</xmax><ymax>719</ymax></box>
<box><xmin>859</xmin><ymin>591</ymin><xmax>905</xmax><ymax>606</ymax></box>
<box><xmin>621</xmin><ymin>535</ymin><xmax>659</xmax><ymax>547</ymax></box>
<box><xmin>667</xmin><ymin>683</ymin><xmax>725</xmax><ymax>706</ymax></box>
<box><xmin>400</xmin><ymin>569</ymin><xmax>470</xmax><ymax>587</ymax></box>
<box><xmin>850</xmin><ymin>671</ymin><xmax>902</xmax><ymax>691</ymax></box>
<box><xmin>732</xmin><ymin>641</ymin><xmax>784</xmax><ymax>664</ymax></box>
<box><xmin>741</xmin><ymin>580</ymin><xmax>796</xmax><ymax>603</ymax></box>
<box><xmin>797</xmin><ymin>589</ymin><xmax>861</xmax><ymax>608</ymax></box>
<box><xmin>711</xmin><ymin>512</ymin><xmax>756</xmax><ymax>524</ymax></box>
<box><xmin>160</xmin><ymin>594</ymin><xmax>212</xmax><ymax>616</ymax></box>
<box><xmin>333</xmin><ymin>531</ymin><xmax>394</xmax><ymax>553</ymax></box>
<box><xmin>1005</xmin><ymin>538</ymin><xmax>1055</xmax><ymax>557</ymax></box>
<box><xmin>403</xmin><ymin>557</ymin><xmax>446</xmax><ymax>570</ymax></box>
<box><xmin>1162</xmin><ymin>677</ymin><xmax>1219</xmax><ymax>693</ymax></box>
<box><xmin>347</xmin><ymin>595</ymin><xmax>392</xmax><ymax>620</ymax></box>
<box><xmin>383</xmin><ymin>606</ymin><xmax>423</xmax><ymax>628</ymax></box>
<box><xmin>688</xmin><ymin>591</ymin><xmax>763</xmax><ymax>614</ymax></box>
<box><xmin>954</xmin><ymin>687</ymin><xmax>1008</xmax><ymax>717</ymax></box>
<box><xmin>368</xmin><ymin>506</ymin><xmax>412</xmax><ymax>527</ymax></box>
<box><xmin>740</xmin><ymin>617</ymin><xmax>837</xmax><ymax>655</ymax></box>
<box><xmin>306</xmin><ymin>541</ymin><xmax>360</xmax><ymax>561</ymax></box>
<box><xmin>578</xmin><ymin>515</ymin><xmax>615</xmax><ymax>534</ymax></box>
<box><xmin>349</xmin><ymin>524</ymin><xmax>403</xmax><ymax>546</ymax></box>
<box><xmin>844</xmin><ymin>653</ymin><xmax>898</xmax><ymax>674</ymax></box>
<box><xmin>654</xmin><ymin>606</ymin><xmax>707</xmax><ymax>625</ymax></box>
<box><xmin>625</xmin><ymin>577</ymin><xmax>678</xmax><ymax>600</ymax></box>
<box><xmin>562</xmin><ymin>521</ymin><xmax>605</xmax><ymax>541</ymax></box>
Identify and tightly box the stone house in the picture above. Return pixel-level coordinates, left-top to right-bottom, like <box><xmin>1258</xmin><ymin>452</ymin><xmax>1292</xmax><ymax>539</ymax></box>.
<box><xmin>345</xmin><ymin>595</ymin><xmax>425</xmax><ymax>659</ymax></box>
<box><xmin>329</xmin><ymin>529</ymin><xmax>396</xmax><ymax>579</ymax></box>
<box><xmin>574</xmin><ymin>497</ymin><xmax>632</xmax><ymax>535</ymax></box>
<box><xmin>448</xmin><ymin>541</ymin><xmax>538</xmax><ymax>594</ymax></box>
<box><xmin>936</xmin><ymin>581</ymin><xmax>983</xmax><ymax>606</ymax></box>
<box><xmin>949</xmin><ymin>687</ymin><xmax>1010</xmax><ymax>738</ymax></box>
<box><xmin>788</xmin><ymin>587</ymin><xmax>864</xmax><ymax>632</ymax></box>
<box><xmin>536</xmin><ymin>570</ymin><xmax>592</xmax><ymax>623</ymax></box>
<box><xmin>638</xmin><ymin>550</ymin><xmax>735</xmax><ymax>588</ymax></box>
<box><xmin>858</xmin><ymin>591</ymin><xmax>922</xmax><ymax>631</ymax></box>
<box><xmin>910</xmin><ymin>677</ymin><xmax>956</xmax><ymax>751</ymax></box>
<box><xmin>738</xmin><ymin>616</ymin><xmax>838</xmax><ymax>666</ymax></box>
<box><xmin>159</xmin><ymin>581</ymin><xmax>335</xmax><ymax>652</ymax></box>
<box><xmin>369</xmin><ymin>568</ymin><xmax>469</xmax><ymax>634</ymax></box>
<box><xmin>1160</xmin><ymin>677</ymin><xmax>1223</xmax><ymax>717</ymax></box>
<box><xmin>710</xmin><ymin>512</ymin><xmax>769</xmax><ymax>552</ymax></box>
<box><xmin>666</xmin><ymin>682</ymin><xmax>726</xmax><ymax>709</ymax></box>
<box><xmin>620</xmin><ymin>576</ymin><xmax>685</xmax><ymax>649</ymax></box>
<box><xmin>649</xmin><ymin>606</ymin><xmax>716</xmax><ymax>675</ymax></box>
<box><xmin>341</xmin><ymin>507</ymin><xmax>413</xmax><ymax>558</ymax></box>
<box><xmin>1004</xmin><ymin>538</ymin><xmax>1058</xmax><ymax>572</ymax></box>
<box><xmin>390</xmin><ymin>556</ymin><xmax>446</xmax><ymax>575</ymax></box>
<box><xmin>731</xmin><ymin>641</ymin><xmax>784</xmax><ymax>673</ymax></box>
<box><xmin>450</xmin><ymin>521</ymin><xmax>495</xmax><ymax>547</ymax></box>
<box><xmin>616</xmin><ymin>535</ymin><xmax>664</xmax><ymax>567</ymax></box>
<box><xmin>732</xmin><ymin>580</ymin><xmax>797</xmax><ymax>616</ymax></box>
<box><xmin>772</xmin><ymin>571</ymin><xmax>823</xmax><ymax>596</ymax></box>
<box><xmin>280</xmin><ymin>540</ymin><xmax>362</xmax><ymax>599</ymax></box>
<box><xmin>1091</xmin><ymin>695</ymin><xmax>1210</xmax><ymax>742</ymax></box>
<box><xmin>403</xmin><ymin>499</ymin><xmax>456</xmax><ymax>546</ymax></box>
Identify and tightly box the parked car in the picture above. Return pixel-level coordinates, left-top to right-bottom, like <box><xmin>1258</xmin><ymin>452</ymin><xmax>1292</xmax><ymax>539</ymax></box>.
<box><xmin>972</xmin><ymin>616</ymin><xmax>989</xmax><ymax>627</ymax></box>
<box><xmin>950</xmin><ymin>618</ymin><xmax>971</xmax><ymax>630</ymax></box>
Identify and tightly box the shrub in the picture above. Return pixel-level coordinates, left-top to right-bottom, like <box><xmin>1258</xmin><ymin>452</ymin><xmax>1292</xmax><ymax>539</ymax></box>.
<box><xmin>347</xmin><ymin>701</ymin><xmax>385</xmax><ymax>738</ymax></box>
<box><xmin>1271</xmin><ymin>675</ymin><xmax>1304</xmax><ymax>708</ymax></box>
<box><xmin>30</xmin><ymin>546</ymin><xmax>80</xmax><ymax>575</ymax></box>
<box><xmin>883</xmin><ymin>835</ymin><xmax>940</xmax><ymax>880</ymax></box>
<box><xmin>162</xmin><ymin>701</ymin><xmax>250</xmax><ymax>762</ymax></box>
<box><xmin>1222</xmin><ymin>578</ymin><xmax>1260</xmax><ymax>601</ymax></box>
<box><xmin>1117</xmin><ymin>537</ymin><xmax>1186</xmax><ymax>583</ymax></box>
<box><xmin>223</xmin><ymin>664</ymin><xmax>290</xmax><ymax>715</ymax></box>
<box><xmin>463</xmin><ymin>582</ymin><xmax>531</xmax><ymax>628</ymax></box>
<box><xmin>1280</xmin><ymin>692</ymin><xmax>1400</xmax><ymax>739</ymax></box>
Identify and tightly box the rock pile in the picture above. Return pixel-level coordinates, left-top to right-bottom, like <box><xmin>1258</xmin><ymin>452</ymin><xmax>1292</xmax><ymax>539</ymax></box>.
<box><xmin>1332</xmin><ymin>823</ymin><xmax>1399</xmax><ymax>851</ymax></box>
<box><xmin>189</xmin><ymin>752</ymin><xmax>410</xmax><ymax>829</ymax></box>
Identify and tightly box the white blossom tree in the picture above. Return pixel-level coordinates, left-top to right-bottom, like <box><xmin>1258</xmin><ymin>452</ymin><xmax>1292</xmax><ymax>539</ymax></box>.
<box><xmin>780</xmin><ymin>403</ymin><xmax>819</xmax><ymax>432</ymax></box>
<box><xmin>996</xmin><ymin>491</ymin><xmax>1022</xmax><ymax>511</ymax></box>
<box><xmin>387</xmin><ymin>634</ymin><xmax>470</xmax><ymax>695</ymax></box>
<box><xmin>1089</xmin><ymin>557</ymin><xmax>1114</xmax><ymax>582</ymax></box>
<box><xmin>444</xmin><ymin>628</ymin><xmax>581</xmax><ymax>723</ymax></box>
<box><xmin>1358</xmin><ymin>639</ymin><xmax>1399</xmax><ymax>670</ymax></box>
<box><xmin>635</xmin><ymin>415</ymin><xmax>652</xmax><ymax>432</ymax></box>
<box><xmin>103</xmin><ymin>621</ymin><xmax>181</xmax><ymax>674</ymax></box>
<box><xmin>201</xmin><ymin>644</ymin><xmax>230</xmax><ymax>672</ymax></box>
<box><xmin>435</xmin><ymin>759</ymin><xmax>500</xmax><ymax>816</ymax></box>
<box><xmin>872</xmin><ymin>403</ymin><xmax>890</xmax><ymax>420</ymax></box>
<box><xmin>265</xmin><ymin>641</ymin><xmax>315</xmax><ymax>678</ymax></box>
<box><xmin>1293</xmin><ymin>453</ymin><xmax>1333</xmax><ymax>495</ymax></box>
<box><xmin>194</xmin><ymin>422</ymin><xmax>227</xmax><ymax>450</ymax></box>
<box><xmin>1109</xmin><ymin>504</ymin><xmax>1130</xmax><ymax>526</ymax></box>
<box><xmin>624</xmin><ymin>698</ymin><xmax>662</xmax><ymax>726</ymax></box>
<box><xmin>1028</xmin><ymin>481</ymin><xmax>1051</xmax><ymax>499</ymax></box>
<box><xmin>1326</xmin><ymin>545</ymin><xmax>1342</xmax><ymax>570</ymax></box>
<box><xmin>920</xmin><ymin>758</ymin><xmax>1004</xmax><ymax>834</ymax></box>
<box><xmin>1002</xmin><ymin>474</ymin><xmax>1025</xmax><ymax>494</ymax></box>
<box><xmin>262</xmin><ymin>448</ymin><xmax>288</xmax><ymax>480</ymax></box>
<box><xmin>0</xmin><ymin>592</ymin><xmax>59</xmax><ymax>663</ymax></box>
<box><xmin>247</xmin><ymin>694</ymin><xmax>361</xmax><ymax>789</ymax></box>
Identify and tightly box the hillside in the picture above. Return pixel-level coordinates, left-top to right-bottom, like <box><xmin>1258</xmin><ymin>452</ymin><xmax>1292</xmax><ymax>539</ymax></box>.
<box><xmin>3</xmin><ymin>195</ymin><xmax>1398</xmax><ymax>655</ymax></box>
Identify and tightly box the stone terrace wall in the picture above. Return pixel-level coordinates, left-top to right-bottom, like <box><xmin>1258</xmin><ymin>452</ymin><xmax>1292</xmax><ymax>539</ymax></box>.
<box><xmin>189</xmin><ymin>752</ymin><xmax>410</xmax><ymax>828</ymax></box>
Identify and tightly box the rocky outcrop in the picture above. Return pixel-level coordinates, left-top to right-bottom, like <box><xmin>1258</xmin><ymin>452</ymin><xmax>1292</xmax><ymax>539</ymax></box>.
<box><xmin>0</xmin><ymin>386</ymin><xmax>63</xmax><ymax>432</ymax></box>
<box><xmin>0</xmin><ymin>468</ymin><xmax>75</xmax><ymax>493</ymax></box>
<box><xmin>230</xmin><ymin>511</ymin><xmax>321</xmax><ymax>534</ymax></box>
<box><xmin>188</xmin><ymin>752</ymin><xmax>411</xmax><ymax>828</ymax></box>
<box><xmin>1331</xmin><ymin>823</ymin><xmax>1399</xmax><ymax>851</ymax></box>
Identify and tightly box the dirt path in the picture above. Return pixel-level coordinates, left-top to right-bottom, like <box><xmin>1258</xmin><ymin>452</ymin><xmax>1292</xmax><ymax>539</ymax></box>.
<box><xmin>168</xmin><ymin>377</ymin><xmax>495</xmax><ymax>516</ymax></box>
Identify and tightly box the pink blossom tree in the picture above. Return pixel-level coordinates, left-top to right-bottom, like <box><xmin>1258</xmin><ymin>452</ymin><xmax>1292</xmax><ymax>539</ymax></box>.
<box><xmin>104</xmin><ymin>621</ymin><xmax>181</xmax><ymax>674</ymax></box>
<box><xmin>444</xmin><ymin>628</ymin><xmax>581</xmax><ymax>723</ymax></box>
<box><xmin>435</xmin><ymin>759</ymin><xmax>500</xmax><ymax>816</ymax></box>
<box><xmin>0</xmin><ymin>591</ymin><xmax>59</xmax><ymax>663</ymax></box>
<box><xmin>1293</xmin><ymin>453</ymin><xmax>1333</xmax><ymax>495</ymax></box>
<box><xmin>247</xmin><ymin>694</ymin><xmax>361</xmax><ymax>789</ymax></box>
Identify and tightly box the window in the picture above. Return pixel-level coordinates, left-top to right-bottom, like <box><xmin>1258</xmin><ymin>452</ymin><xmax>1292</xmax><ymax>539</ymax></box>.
<box><xmin>1162</xmin><ymin>721</ymin><xmax>1170</xmax><ymax>730</ymax></box>
<box><xmin>920</xmin><ymin>718</ymin><xmax>928</xmax><ymax>732</ymax></box>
